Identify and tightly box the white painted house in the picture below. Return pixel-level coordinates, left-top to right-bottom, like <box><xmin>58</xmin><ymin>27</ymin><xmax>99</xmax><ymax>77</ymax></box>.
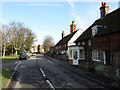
<box><xmin>55</xmin><ymin>21</ymin><xmax>83</xmax><ymax>61</ymax></box>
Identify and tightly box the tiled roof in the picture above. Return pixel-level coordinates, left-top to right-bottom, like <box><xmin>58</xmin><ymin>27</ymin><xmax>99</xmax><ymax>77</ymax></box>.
<box><xmin>75</xmin><ymin>8</ymin><xmax>120</xmax><ymax>43</ymax></box>
<box><xmin>56</xmin><ymin>30</ymin><xmax>78</xmax><ymax>46</ymax></box>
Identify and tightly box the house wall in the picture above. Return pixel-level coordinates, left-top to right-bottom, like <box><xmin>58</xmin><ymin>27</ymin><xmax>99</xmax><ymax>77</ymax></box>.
<box><xmin>75</xmin><ymin>32</ymin><xmax>120</xmax><ymax>80</ymax></box>
<box><xmin>92</xmin><ymin>32</ymin><xmax>120</xmax><ymax>50</ymax></box>
<box><xmin>91</xmin><ymin>32</ymin><xmax>120</xmax><ymax>66</ymax></box>
<box><xmin>86</xmin><ymin>32</ymin><xmax>120</xmax><ymax>80</ymax></box>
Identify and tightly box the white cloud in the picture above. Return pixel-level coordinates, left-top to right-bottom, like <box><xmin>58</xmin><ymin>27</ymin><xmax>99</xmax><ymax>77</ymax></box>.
<box><xmin>68</xmin><ymin>1</ymin><xmax>87</xmax><ymax>31</ymax></box>
<box><xmin>67</xmin><ymin>0</ymin><xmax>75</xmax><ymax>8</ymax></box>
<box><xmin>1</xmin><ymin>0</ymin><xmax>119</xmax><ymax>2</ymax></box>
<box><xmin>12</xmin><ymin>2</ymin><xmax>62</xmax><ymax>7</ymax></box>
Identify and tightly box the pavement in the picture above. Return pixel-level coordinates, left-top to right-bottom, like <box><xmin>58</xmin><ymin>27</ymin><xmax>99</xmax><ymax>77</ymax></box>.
<box><xmin>3</xmin><ymin>54</ymin><xmax>119</xmax><ymax>89</ymax></box>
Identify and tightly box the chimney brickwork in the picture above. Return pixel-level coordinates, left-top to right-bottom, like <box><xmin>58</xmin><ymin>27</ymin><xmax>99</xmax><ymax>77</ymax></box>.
<box><xmin>70</xmin><ymin>21</ymin><xmax>76</xmax><ymax>34</ymax></box>
<box><xmin>100</xmin><ymin>2</ymin><xmax>109</xmax><ymax>18</ymax></box>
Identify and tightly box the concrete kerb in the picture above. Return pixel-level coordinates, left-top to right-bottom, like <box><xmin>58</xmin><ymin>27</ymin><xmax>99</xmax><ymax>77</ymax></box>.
<box><xmin>3</xmin><ymin>60</ymin><xmax>21</xmax><ymax>89</ymax></box>
<box><xmin>3</xmin><ymin>71</ymin><xmax>16</xmax><ymax>89</ymax></box>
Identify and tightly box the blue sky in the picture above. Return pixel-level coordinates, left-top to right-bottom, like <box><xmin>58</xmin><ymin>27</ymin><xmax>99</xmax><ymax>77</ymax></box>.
<box><xmin>1</xmin><ymin>1</ymin><xmax>119</xmax><ymax>45</ymax></box>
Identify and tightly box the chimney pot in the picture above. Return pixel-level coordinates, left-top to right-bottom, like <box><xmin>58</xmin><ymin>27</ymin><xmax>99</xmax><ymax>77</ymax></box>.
<box><xmin>72</xmin><ymin>21</ymin><xmax>74</xmax><ymax>24</ymax></box>
<box><xmin>62</xmin><ymin>30</ymin><xmax>65</xmax><ymax>38</ymax></box>
<box><xmin>104</xmin><ymin>2</ymin><xmax>107</xmax><ymax>5</ymax></box>
<box><xmin>70</xmin><ymin>21</ymin><xmax>76</xmax><ymax>34</ymax></box>
<box><xmin>102</xmin><ymin>2</ymin><xmax>104</xmax><ymax>6</ymax></box>
<box><xmin>100</xmin><ymin>2</ymin><xmax>109</xmax><ymax>18</ymax></box>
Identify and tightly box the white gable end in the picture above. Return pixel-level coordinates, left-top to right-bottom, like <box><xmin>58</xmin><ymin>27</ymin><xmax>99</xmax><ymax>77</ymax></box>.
<box><xmin>68</xmin><ymin>29</ymin><xmax>83</xmax><ymax>46</ymax></box>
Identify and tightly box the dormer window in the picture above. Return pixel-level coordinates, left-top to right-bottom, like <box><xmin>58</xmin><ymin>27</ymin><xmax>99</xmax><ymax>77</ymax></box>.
<box><xmin>92</xmin><ymin>25</ymin><xmax>102</xmax><ymax>36</ymax></box>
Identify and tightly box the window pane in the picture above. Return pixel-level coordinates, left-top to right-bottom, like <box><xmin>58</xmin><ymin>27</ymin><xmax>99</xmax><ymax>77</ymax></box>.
<box><xmin>80</xmin><ymin>49</ymin><xmax>85</xmax><ymax>58</ymax></box>
<box><xmin>74</xmin><ymin>50</ymin><xmax>78</xmax><ymax>60</ymax></box>
<box><xmin>69</xmin><ymin>50</ymin><xmax>72</xmax><ymax>58</ymax></box>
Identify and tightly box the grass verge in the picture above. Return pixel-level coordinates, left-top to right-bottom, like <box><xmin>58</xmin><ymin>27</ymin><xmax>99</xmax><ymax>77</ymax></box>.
<box><xmin>0</xmin><ymin>69</ymin><xmax>12</xmax><ymax>89</ymax></box>
<box><xmin>0</xmin><ymin>56</ymin><xmax>19</xmax><ymax>62</ymax></box>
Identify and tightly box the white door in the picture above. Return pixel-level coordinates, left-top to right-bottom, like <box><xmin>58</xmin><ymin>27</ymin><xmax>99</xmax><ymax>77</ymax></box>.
<box><xmin>73</xmin><ymin>50</ymin><xmax>79</xmax><ymax>65</ymax></box>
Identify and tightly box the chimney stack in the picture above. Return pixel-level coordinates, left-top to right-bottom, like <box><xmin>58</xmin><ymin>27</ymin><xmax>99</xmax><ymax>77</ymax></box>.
<box><xmin>62</xmin><ymin>30</ymin><xmax>65</xmax><ymax>38</ymax></box>
<box><xmin>100</xmin><ymin>2</ymin><xmax>109</xmax><ymax>18</ymax></box>
<box><xmin>70</xmin><ymin>21</ymin><xmax>76</xmax><ymax>34</ymax></box>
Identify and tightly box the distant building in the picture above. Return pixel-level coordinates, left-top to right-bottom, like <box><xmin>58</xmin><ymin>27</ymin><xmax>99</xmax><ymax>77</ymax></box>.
<box><xmin>31</xmin><ymin>46</ymin><xmax>38</xmax><ymax>53</ymax></box>
<box><xmin>31</xmin><ymin>45</ymin><xmax>44</xmax><ymax>53</ymax></box>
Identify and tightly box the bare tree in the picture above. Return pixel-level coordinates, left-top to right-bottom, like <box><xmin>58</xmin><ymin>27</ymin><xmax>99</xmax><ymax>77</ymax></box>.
<box><xmin>9</xmin><ymin>22</ymin><xmax>25</xmax><ymax>56</ymax></box>
<box><xmin>0</xmin><ymin>21</ymin><xmax>36</xmax><ymax>56</ymax></box>
<box><xmin>1</xmin><ymin>25</ymin><xmax>10</xmax><ymax>57</ymax></box>
<box><xmin>43</xmin><ymin>36</ymin><xmax>55</xmax><ymax>52</ymax></box>
<box><xmin>9</xmin><ymin>22</ymin><xmax>36</xmax><ymax>56</ymax></box>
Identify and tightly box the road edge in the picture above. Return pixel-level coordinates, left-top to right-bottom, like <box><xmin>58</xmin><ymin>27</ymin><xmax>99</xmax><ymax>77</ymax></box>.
<box><xmin>2</xmin><ymin>61</ymin><xmax>21</xmax><ymax>89</ymax></box>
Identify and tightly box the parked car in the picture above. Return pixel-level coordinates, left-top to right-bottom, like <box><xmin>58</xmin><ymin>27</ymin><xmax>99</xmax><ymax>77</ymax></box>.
<box><xmin>19</xmin><ymin>53</ymin><xmax>28</xmax><ymax>60</ymax></box>
<box><xmin>24</xmin><ymin>51</ymin><xmax>31</xmax><ymax>58</ymax></box>
<box><xmin>32</xmin><ymin>52</ymin><xmax>36</xmax><ymax>56</ymax></box>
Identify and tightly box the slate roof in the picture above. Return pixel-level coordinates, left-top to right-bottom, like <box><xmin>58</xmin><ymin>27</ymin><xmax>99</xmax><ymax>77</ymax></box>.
<box><xmin>56</xmin><ymin>30</ymin><xmax>78</xmax><ymax>46</ymax></box>
<box><xmin>75</xmin><ymin>8</ymin><xmax>120</xmax><ymax>43</ymax></box>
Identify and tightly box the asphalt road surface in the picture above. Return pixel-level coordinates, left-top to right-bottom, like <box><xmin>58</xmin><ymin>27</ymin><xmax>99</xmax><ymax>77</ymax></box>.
<box><xmin>9</xmin><ymin>54</ymin><xmax>118</xmax><ymax>89</ymax></box>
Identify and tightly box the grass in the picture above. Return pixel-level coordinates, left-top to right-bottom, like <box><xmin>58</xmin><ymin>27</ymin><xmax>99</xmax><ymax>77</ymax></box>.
<box><xmin>0</xmin><ymin>56</ymin><xmax>19</xmax><ymax>62</ymax></box>
<box><xmin>0</xmin><ymin>69</ymin><xmax>12</xmax><ymax>89</ymax></box>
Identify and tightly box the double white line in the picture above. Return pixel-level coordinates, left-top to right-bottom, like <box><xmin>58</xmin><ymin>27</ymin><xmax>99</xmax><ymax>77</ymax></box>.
<box><xmin>40</xmin><ymin>68</ymin><xmax>55</xmax><ymax>90</ymax></box>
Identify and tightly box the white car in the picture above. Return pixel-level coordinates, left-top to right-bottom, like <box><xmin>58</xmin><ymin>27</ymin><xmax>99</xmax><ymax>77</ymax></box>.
<box><xmin>24</xmin><ymin>51</ymin><xmax>31</xmax><ymax>58</ymax></box>
<box><xmin>32</xmin><ymin>52</ymin><xmax>36</xmax><ymax>56</ymax></box>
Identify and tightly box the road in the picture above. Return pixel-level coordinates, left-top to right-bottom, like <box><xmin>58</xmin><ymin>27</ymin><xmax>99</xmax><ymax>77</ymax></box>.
<box><xmin>9</xmin><ymin>54</ymin><xmax>117</xmax><ymax>89</ymax></box>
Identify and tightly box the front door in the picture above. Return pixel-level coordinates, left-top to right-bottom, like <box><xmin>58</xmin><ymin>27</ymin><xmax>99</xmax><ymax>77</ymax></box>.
<box><xmin>73</xmin><ymin>50</ymin><xmax>79</xmax><ymax>65</ymax></box>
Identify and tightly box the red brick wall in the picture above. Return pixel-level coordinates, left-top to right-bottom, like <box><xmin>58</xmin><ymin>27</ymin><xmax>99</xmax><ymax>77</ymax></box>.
<box><xmin>91</xmin><ymin>32</ymin><xmax>120</xmax><ymax>50</ymax></box>
<box><xmin>69</xmin><ymin>59</ymin><xmax>73</xmax><ymax>65</ymax></box>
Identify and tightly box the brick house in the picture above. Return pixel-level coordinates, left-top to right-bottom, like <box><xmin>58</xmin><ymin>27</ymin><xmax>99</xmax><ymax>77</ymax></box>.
<box><xmin>55</xmin><ymin>21</ymin><xmax>83</xmax><ymax>60</ymax></box>
<box><xmin>69</xmin><ymin>2</ymin><xmax>120</xmax><ymax>79</ymax></box>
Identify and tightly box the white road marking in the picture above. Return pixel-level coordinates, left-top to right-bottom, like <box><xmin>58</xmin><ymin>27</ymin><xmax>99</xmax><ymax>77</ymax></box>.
<box><xmin>40</xmin><ymin>68</ymin><xmax>46</xmax><ymax>77</ymax></box>
<box><xmin>14</xmin><ymin>61</ymin><xmax>21</xmax><ymax>71</ymax></box>
<box><xmin>40</xmin><ymin>68</ymin><xmax>55</xmax><ymax>90</ymax></box>
<box><xmin>46</xmin><ymin>80</ymin><xmax>55</xmax><ymax>90</ymax></box>
<box><xmin>15</xmin><ymin>61</ymin><xmax>18</xmax><ymax>64</ymax></box>
<box><xmin>48</xmin><ymin>60</ymin><xmax>54</xmax><ymax>64</ymax></box>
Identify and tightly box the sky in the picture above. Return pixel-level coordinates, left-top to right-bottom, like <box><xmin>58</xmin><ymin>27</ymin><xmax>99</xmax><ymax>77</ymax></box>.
<box><xmin>0</xmin><ymin>0</ymin><xmax>119</xmax><ymax>45</ymax></box>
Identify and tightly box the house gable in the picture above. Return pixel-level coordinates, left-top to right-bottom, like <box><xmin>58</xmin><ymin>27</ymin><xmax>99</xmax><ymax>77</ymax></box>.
<box><xmin>68</xmin><ymin>29</ymin><xmax>83</xmax><ymax>46</ymax></box>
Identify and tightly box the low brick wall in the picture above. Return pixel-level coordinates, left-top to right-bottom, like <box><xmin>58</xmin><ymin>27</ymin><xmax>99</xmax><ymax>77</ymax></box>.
<box><xmin>95</xmin><ymin>64</ymin><xmax>120</xmax><ymax>81</ymax></box>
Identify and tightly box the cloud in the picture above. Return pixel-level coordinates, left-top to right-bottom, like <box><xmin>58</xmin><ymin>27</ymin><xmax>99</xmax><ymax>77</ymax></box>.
<box><xmin>1</xmin><ymin>0</ymin><xmax>119</xmax><ymax>2</ymax></box>
<box><xmin>67</xmin><ymin>0</ymin><xmax>75</xmax><ymax>8</ymax></box>
<box><xmin>68</xmin><ymin>1</ymin><xmax>87</xmax><ymax>31</ymax></box>
<box><xmin>12</xmin><ymin>2</ymin><xmax>62</xmax><ymax>7</ymax></box>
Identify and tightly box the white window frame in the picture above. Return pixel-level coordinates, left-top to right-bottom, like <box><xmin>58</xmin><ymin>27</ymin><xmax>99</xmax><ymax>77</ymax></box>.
<box><xmin>88</xmin><ymin>40</ymin><xmax>91</xmax><ymax>46</ymax></box>
<box><xmin>78</xmin><ymin>42</ymin><xmax>80</xmax><ymax>45</ymax></box>
<box><xmin>103</xmin><ymin>51</ymin><xmax>106</xmax><ymax>65</ymax></box>
<box><xmin>65</xmin><ymin>44</ymin><xmax>66</xmax><ymax>47</ymax></box>
<box><xmin>82</xmin><ymin>41</ymin><xmax>85</xmax><ymax>45</ymax></box>
<box><xmin>59</xmin><ymin>45</ymin><xmax>61</xmax><ymax>48</ymax></box>
<box><xmin>92</xmin><ymin>50</ymin><xmax>100</xmax><ymax>61</ymax></box>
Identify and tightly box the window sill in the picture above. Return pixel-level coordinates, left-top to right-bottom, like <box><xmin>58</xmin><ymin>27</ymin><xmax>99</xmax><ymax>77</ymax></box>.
<box><xmin>79</xmin><ymin>58</ymin><xmax>85</xmax><ymax>60</ymax></box>
<box><xmin>92</xmin><ymin>59</ymin><xmax>100</xmax><ymax>61</ymax></box>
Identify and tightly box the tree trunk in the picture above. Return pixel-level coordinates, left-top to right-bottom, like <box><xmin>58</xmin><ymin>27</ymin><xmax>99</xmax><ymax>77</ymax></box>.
<box><xmin>3</xmin><ymin>46</ymin><xmax>6</xmax><ymax>57</ymax></box>
<box><xmin>15</xmin><ymin>50</ymin><xmax>17</xmax><ymax>56</ymax></box>
<box><xmin>11</xmin><ymin>47</ymin><xmax>14</xmax><ymax>55</ymax></box>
